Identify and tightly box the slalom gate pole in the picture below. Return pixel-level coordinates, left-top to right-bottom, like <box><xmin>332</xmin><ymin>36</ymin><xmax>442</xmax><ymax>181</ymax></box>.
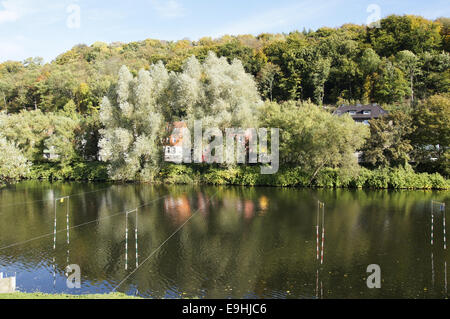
<box><xmin>317</xmin><ymin>201</ymin><xmax>320</xmax><ymax>262</ymax></box>
<box><xmin>125</xmin><ymin>211</ymin><xmax>128</xmax><ymax>271</ymax></box>
<box><xmin>321</xmin><ymin>203</ymin><xmax>325</xmax><ymax>265</ymax></box>
<box><xmin>135</xmin><ymin>209</ymin><xmax>139</xmax><ymax>269</ymax></box>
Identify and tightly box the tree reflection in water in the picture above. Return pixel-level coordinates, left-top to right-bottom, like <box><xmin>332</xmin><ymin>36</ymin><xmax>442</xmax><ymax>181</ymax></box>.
<box><xmin>0</xmin><ymin>181</ymin><xmax>448</xmax><ymax>299</ymax></box>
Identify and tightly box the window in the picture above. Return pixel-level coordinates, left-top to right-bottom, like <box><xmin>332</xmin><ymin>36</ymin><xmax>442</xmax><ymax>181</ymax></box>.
<box><xmin>349</xmin><ymin>110</ymin><xmax>356</xmax><ymax>115</ymax></box>
<box><xmin>363</xmin><ymin>110</ymin><xmax>371</xmax><ymax>115</ymax></box>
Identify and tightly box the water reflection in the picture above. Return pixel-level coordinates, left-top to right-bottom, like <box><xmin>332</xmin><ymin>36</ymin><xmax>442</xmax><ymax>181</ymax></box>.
<box><xmin>0</xmin><ymin>181</ymin><xmax>448</xmax><ymax>299</ymax></box>
<box><xmin>164</xmin><ymin>196</ymin><xmax>192</xmax><ymax>225</ymax></box>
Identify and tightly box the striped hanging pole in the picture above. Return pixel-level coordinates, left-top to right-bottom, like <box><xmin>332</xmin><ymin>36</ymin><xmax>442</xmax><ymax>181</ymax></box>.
<box><xmin>53</xmin><ymin>256</ymin><xmax>56</xmax><ymax>288</ymax></box>
<box><xmin>431</xmin><ymin>206</ymin><xmax>434</xmax><ymax>246</ymax></box>
<box><xmin>66</xmin><ymin>198</ymin><xmax>70</xmax><ymax>245</ymax></box>
<box><xmin>53</xmin><ymin>198</ymin><xmax>57</xmax><ymax>288</ymax></box>
<box><xmin>135</xmin><ymin>209</ymin><xmax>139</xmax><ymax>269</ymax></box>
<box><xmin>316</xmin><ymin>269</ymin><xmax>319</xmax><ymax>299</ymax></box>
<box><xmin>445</xmin><ymin>261</ymin><xmax>448</xmax><ymax>295</ymax></box>
<box><xmin>442</xmin><ymin>204</ymin><xmax>446</xmax><ymax>250</ymax></box>
<box><xmin>431</xmin><ymin>252</ymin><xmax>435</xmax><ymax>287</ymax></box>
<box><xmin>125</xmin><ymin>211</ymin><xmax>129</xmax><ymax>271</ymax></box>
<box><xmin>66</xmin><ymin>198</ymin><xmax>70</xmax><ymax>265</ymax></box>
<box><xmin>321</xmin><ymin>203</ymin><xmax>325</xmax><ymax>265</ymax></box>
<box><xmin>320</xmin><ymin>280</ymin><xmax>323</xmax><ymax>299</ymax></box>
<box><xmin>316</xmin><ymin>202</ymin><xmax>320</xmax><ymax>261</ymax></box>
<box><xmin>53</xmin><ymin>196</ymin><xmax>70</xmax><ymax>286</ymax></box>
<box><xmin>442</xmin><ymin>203</ymin><xmax>447</xmax><ymax>294</ymax></box>
<box><xmin>53</xmin><ymin>200</ymin><xmax>57</xmax><ymax>250</ymax></box>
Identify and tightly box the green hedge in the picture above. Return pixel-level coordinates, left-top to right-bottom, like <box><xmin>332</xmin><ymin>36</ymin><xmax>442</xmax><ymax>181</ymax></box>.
<box><xmin>25</xmin><ymin>162</ymin><xmax>449</xmax><ymax>189</ymax></box>
<box><xmin>29</xmin><ymin>162</ymin><xmax>108</xmax><ymax>182</ymax></box>
<box><xmin>159</xmin><ymin>164</ymin><xmax>199</xmax><ymax>184</ymax></box>
<box><xmin>161</xmin><ymin>164</ymin><xmax>449</xmax><ymax>189</ymax></box>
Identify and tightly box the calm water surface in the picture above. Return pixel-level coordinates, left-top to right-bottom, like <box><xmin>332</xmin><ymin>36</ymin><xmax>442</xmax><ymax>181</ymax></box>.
<box><xmin>0</xmin><ymin>181</ymin><xmax>448</xmax><ymax>299</ymax></box>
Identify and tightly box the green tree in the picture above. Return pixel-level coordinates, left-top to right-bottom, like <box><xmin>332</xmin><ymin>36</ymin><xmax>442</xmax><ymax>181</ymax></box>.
<box><xmin>416</xmin><ymin>51</ymin><xmax>450</xmax><ymax>98</ymax></box>
<box><xmin>362</xmin><ymin>110</ymin><xmax>414</xmax><ymax>167</ymax></box>
<box><xmin>373</xmin><ymin>59</ymin><xmax>410</xmax><ymax>103</ymax></box>
<box><xmin>0</xmin><ymin>110</ymin><xmax>79</xmax><ymax>163</ymax></box>
<box><xmin>396</xmin><ymin>50</ymin><xmax>419</xmax><ymax>104</ymax></box>
<box><xmin>0</xmin><ymin>136</ymin><xmax>29</xmax><ymax>182</ymax></box>
<box><xmin>256</xmin><ymin>62</ymin><xmax>281</xmax><ymax>101</ymax></box>
<box><xmin>435</xmin><ymin>17</ymin><xmax>450</xmax><ymax>51</ymax></box>
<box><xmin>310</xmin><ymin>58</ymin><xmax>331</xmax><ymax>105</ymax></box>
<box><xmin>360</xmin><ymin>48</ymin><xmax>381</xmax><ymax>102</ymax></box>
<box><xmin>411</xmin><ymin>94</ymin><xmax>450</xmax><ymax>176</ymax></box>
<box><xmin>367</xmin><ymin>15</ymin><xmax>442</xmax><ymax>57</ymax></box>
<box><xmin>260</xmin><ymin>101</ymin><xmax>369</xmax><ymax>183</ymax></box>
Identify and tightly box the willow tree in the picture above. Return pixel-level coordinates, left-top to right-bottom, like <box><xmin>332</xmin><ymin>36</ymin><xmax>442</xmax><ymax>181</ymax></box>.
<box><xmin>99</xmin><ymin>52</ymin><xmax>263</xmax><ymax>180</ymax></box>
<box><xmin>174</xmin><ymin>52</ymin><xmax>262</xmax><ymax>130</ymax></box>
<box><xmin>98</xmin><ymin>65</ymin><xmax>165</xmax><ymax>181</ymax></box>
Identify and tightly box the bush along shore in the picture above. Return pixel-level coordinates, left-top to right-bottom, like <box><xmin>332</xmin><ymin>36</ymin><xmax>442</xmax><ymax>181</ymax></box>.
<box><xmin>27</xmin><ymin>163</ymin><xmax>449</xmax><ymax>190</ymax></box>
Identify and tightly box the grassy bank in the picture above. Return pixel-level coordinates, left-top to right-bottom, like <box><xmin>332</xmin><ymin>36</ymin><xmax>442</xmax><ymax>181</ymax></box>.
<box><xmin>0</xmin><ymin>292</ymin><xmax>139</xmax><ymax>299</ymax></box>
<box><xmin>27</xmin><ymin>162</ymin><xmax>449</xmax><ymax>190</ymax></box>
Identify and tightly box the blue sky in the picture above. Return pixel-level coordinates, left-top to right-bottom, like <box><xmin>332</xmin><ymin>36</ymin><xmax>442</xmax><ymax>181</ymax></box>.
<box><xmin>0</xmin><ymin>0</ymin><xmax>449</xmax><ymax>63</ymax></box>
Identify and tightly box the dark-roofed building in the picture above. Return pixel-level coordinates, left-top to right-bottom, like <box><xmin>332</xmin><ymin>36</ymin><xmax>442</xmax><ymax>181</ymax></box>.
<box><xmin>333</xmin><ymin>103</ymin><xmax>388</xmax><ymax>125</ymax></box>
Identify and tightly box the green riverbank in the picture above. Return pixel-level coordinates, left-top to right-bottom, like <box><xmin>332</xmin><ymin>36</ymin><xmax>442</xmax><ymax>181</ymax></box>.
<box><xmin>27</xmin><ymin>162</ymin><xmax>449</xmax><ymax>190</ymax></box>
<box><xmin>0</xmin><ymin>292</ymin><xmax>139</xmax><ymax>299</ymax></box>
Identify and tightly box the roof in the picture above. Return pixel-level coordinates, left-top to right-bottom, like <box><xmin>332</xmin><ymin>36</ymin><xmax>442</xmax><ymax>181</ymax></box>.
<box><xmin>333</xmin><ymin>104</ymin><xmax>388</xmax><ymax>120</ymax></box>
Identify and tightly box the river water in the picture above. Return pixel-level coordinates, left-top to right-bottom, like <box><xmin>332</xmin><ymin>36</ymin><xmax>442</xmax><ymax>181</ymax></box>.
<box><xmin>0</xmin><ymin>181</ymin><xmax>448</xmax><ymax>299</ymax></box>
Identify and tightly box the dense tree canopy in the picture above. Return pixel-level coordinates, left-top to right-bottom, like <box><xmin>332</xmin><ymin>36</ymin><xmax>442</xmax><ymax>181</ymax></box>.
<box><xmin>1</xmin><ymin>14</ymin><xmax>448</xmax><ymax>113</ymax></box>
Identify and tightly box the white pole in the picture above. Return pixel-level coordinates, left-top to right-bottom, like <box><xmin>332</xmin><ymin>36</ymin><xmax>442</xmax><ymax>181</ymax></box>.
<box><xmin>443</xmin><ymin>204</ymin><xmax>446</xmax><ymax>251</ymax></box>
<box><xmin>125</xmin><ymin>212</ymin><xmax>128</xmax><ymax>271</ymax></box>
<box><xmin>67</xmin><ymin>198</ymin><xmax>70</xmax><ymax>266</ymax></box>
<box><xmin>316</xmin><ymin>269</ymin><xmax>319</xmax><ymax>299</ymax></box>
<box><xmin>321</xmin><ymin>203</ymin><xmax>325</xmax><ymax>265</ymax></box>
<box><xmin>66</xmin><ymin>198</ymin><xmax>70</xmax><ymax>245</ymax></box>
<box><xmin>316</xmin><ymin>202</ymin><xmax>320</xmax><ymax>261</ymax></box>
<box><xmin>445</xmin><ymin>261</ymin><xmax>448</xmax><ymax>294</ymax></box>
<box><xmin>135</xmin><ymin>209</ymin><xmax>139</xmax><ymax>269</ymax></box>
<box><xmin>321</xmin><ymin>280</ymin><xmax>323</xmax><ymax>299</ymax></box>
<box><xmin>431</xmin><ymin>252</ymin><xmax>435</xmax><ymax>287</ymax></box>
<box><xmin>53</xmin><ymin>199</ymin><xmax>57</xmax><ymax>288</ymax></box>
<box><xmin>431</xmin><ymin>205</ymin><xmax>434</xmax><ymax>246</ymax></box>
<box><xmin>54</xmin><ymin>200</ymin><xmax>57</xmax><ymax>250</ymax></box>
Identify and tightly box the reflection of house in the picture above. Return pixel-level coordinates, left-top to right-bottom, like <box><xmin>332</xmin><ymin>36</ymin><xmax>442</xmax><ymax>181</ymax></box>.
<box><xmin>244</xmin><ymin>200</ymin><xmax>255</xmax><ymax>220</ymax></box>
<box><xmin>43</xmin><ymin>146</ymin><xmax>60</xmax><ymax>161</ymax></box>
<box><xmin>333</xmin><ymin>104</ymin><xmax>388</xmax><ymax>125</ymax></box>
<box><xmin>164</xmin><ymin>196</ymin><xmax>191</xmax><ymax>224</ymax></box>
